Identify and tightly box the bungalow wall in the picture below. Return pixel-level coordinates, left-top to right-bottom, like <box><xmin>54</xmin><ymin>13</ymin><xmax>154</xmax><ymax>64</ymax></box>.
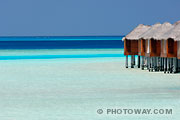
<box><xmin>145</xmin><ymin>39</ymin><xmax>150</xmax><ymax>57</ymax></box>
<box><xmin>150</xmin><ymin>39</ymin><xmax>161</xmax><ymax>57</ymax></box>
<box><xmin>160</xmin><ymin>40</ymin><xmax>167</xmax><ymax>57</ymax></box>
<box><xmin>138</xmin><ymin>39</ymin><xmax>146</xmax><ymax>56</ymax></box>
<box><xmin>124</xmin><ymin>39</ymin><xmax>138</xmax><ymax>55</ymax></box>
<box><xmin>138</xmin><ymin>40</ymin><xmax>141</xmax><ymax>55</ymax></box>
<box><xmin>145</xmin><ymin>39</ymin><xmax>161</xmax><ymax>57</ymax></box>
<box><xmin>177</xmin><ymin>41</ymin><xmax>180</xmax><ymax>59</ymax></box>
<box><xmin>167</xmin><ymin>38</ymin><xmax>177</xmax><ymax>58</ymax></box>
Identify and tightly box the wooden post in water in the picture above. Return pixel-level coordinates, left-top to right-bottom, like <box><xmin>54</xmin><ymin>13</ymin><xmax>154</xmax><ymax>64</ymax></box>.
<box><xmin>133</xmin><ymin>55</ymin><xmax>136</xmax><ymax>66</ymax></box>
<box><xmin>145</xmin><ymin>57</ymin><xmax>147</xmax><ymax>70</ymax></box>
<box><xmin>156</xmin><ymin>57</ymin><xmax>158</xmax><ymax>71</ymax></box>
<box><xmin>147</xmin><ymin>57</ymin><xmax>150</xmax><ymax>70</ymax></box>
<box><xmin>131</xmin><ymin>55</ymin><xmax>134</xmax><ymax>68</ymax></box>
<box><xmin>153</xmin><ymin>57</ymin><xmax>155</xmax><ymax>72</ymax></box>
<box><xmin>159</xmin><ymin>57</ymin><xmax>161</xmax><ymax>71</ymax></box>
<box><xmin>141</xmin><ymin>56</ymin><xmax>144</xmax><ymax>70</ymax></box>
<box><xmin>149</xmin><ymin>57</ymin><xmax>151</xmax><ymax>71</ymax></box>
<box><xmin>126</xmin><ymin>55</ymin><xmax>128</xmax><ymax>68</ymax></box>
<box><xmin>164</xmin><ymin>58</ymin><xmax>167</xmax><ymax>73</ymax></box>
<box><xmin>170</xmin><ymin>58</ymin><xmax>173</xmax><ymax>73</ymax></box>
<box><xmin>178</xmin><ymin>59</ymin><xmax>180</xmax><ymax>72</ymax></box>
<box><xmin>157</xmin><ymin>57</ymin><xmax>159</xmax><ymax>71</ymax></box>
<box><xmin>161</xmin><ymin>58</ymin><xmax>164</xmax><ymax>71</ymax></box>
<box><xmin>169</xmin><ymin>58</ymin><xmax>171</xmax><ymax>73</ymax></box>
<box><xmin>159</xmin><ymin>57</ymin><xmax>162</xmax><ymax>71</ymax></box>
<box><xmin>158</xmin><ymin>57</ymin><xmax>160</xmax><ymax>71</ymax></box>
<box><xmin>173</xmin><ymin>58</ymin><xmax>177</xmax><ymax>73</ymax></box>
<box><xmin>154</xmin><ymin>57</ymin><xmax>158</xmax><ymax>71</ymax></box>
<box><xmin>144</xmin><ymin>57</ymin><xmax>147</xmax><ymax>69</ymax></box>
<box><xmin>138</xmin><ymin>56</ymin><xmax>140</xmax><ymax>68</ymax></box>
<box><xmin>152</xmin><ymin>57</ymin><xmax>155</xmax><ymax>72</ymax></box>
<box><xmin>149</xmin><ymin>57</ymin><xmax>153</xmax><ymax>72</ymax></box>
<box><xmin>167</xmin><ymin>58</ymin><xmax>170</xmax><ymax>73</ymax></box>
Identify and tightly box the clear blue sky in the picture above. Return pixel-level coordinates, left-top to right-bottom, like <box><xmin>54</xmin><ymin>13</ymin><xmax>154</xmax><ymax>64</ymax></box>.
<box><xmin>0</xmin><ymin>0</ymin><xmax>180</xmax><ymax>36</ymax></box>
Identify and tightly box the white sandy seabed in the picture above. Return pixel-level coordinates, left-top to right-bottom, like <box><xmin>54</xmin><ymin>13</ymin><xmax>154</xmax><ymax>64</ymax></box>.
<box><xmin>0</xmin><ymin>49</ymin><xmax>179</xmax><ymax>120</ymax></box>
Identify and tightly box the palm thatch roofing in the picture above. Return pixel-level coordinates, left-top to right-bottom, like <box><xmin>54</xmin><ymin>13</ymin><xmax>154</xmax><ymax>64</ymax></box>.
<box><xmin>153</xmin><ymin>22</ymin><xmax>174</xmax><ymax>40</ymax></box>
<box><xmin>161</xmin><ymin>21</ymin><xmax>180</xmax><ymax>41</ymax></box>
<box><xmin>122</xmin><ymin>24</ymin><xmax>151</xmax><ymax>41</ymax></box>
<box><xmin>176</xmin><ymin>35</ymin><xmax>180</xmax><ymax>41</ymax></box>
<box><xmin>139</xmin><ymin>23</ymin><xmax>162</xmax><ymax>40</ymax></box>
<box><xmin>123</xmin><ymin>20</ymin><xmax>180</xmax><ymax>41</ymax></box>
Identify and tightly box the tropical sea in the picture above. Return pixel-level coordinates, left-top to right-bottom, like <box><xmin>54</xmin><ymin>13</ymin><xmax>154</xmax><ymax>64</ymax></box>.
<box><xmin>0</xmin><ymin>36</ymin><xmax>124</xmax><ymax>49</ymax></box>
<box><xmin>0</xmin><ymin>36</ymin><xmax>124</xmax><ymax>60</ymax></box>
<box><xmin>0</xmin><ymin>36</ymin><xmax>180</xmax><ymax>120</ymax></box>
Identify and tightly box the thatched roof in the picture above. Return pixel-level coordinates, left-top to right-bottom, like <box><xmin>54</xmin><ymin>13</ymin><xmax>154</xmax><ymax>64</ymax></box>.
<box><xmin>122</xmin><ymin>24</ymin><xmax>151</xmax><ymax>41</ymax></box>
<box><xmin>153</xmin><ymin>22</ymin><xmax>173</xmax><ymax>40</ymax></box>
<box><xmin>161</xmin><ymin>21</ymin><xmax>180</xmax><ymax>41</ymax></box>
<box><xmin>139</xmin><ymin>23</ymin><xmax>161</xmax><ymax>39</ymax></box>
<box><xmin>173</xmin><ymin>20</ymin><xmax>180</xmax><ymax>26</ymax></box>
<box><xmin>176</xmin><ymin>35</ymin><xmax>180</xmax><ymax>41</ymax></box>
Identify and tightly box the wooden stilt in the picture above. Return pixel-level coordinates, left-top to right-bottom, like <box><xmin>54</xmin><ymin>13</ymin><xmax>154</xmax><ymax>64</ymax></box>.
<box><xmin>159</xmin><ymin>57</ymin><xmax>161</xmax><ymax>71</ymax></box>
<box><xmin>133</xmin><ymin>55</ymin><xmax>136</xmax><ymax>66</ymax></box>
<box><xmin>150</xmin><ymin>57</ymin><xmax>153</xmax><ymax>72</ymax></box>
<box><xmin>173</xmin><ymin>58</ymin><xmax>177</xmax><ymax>73</ymax></box>
<box><xmin>144</xmin><ymin>57</ymin><xmax>147</xmax><ymax>68</ymax></box>
<box><xmin>156</xmin><ymin>57</ymin><xmax>158</xmax><ymax>71</ymax></box>
<box><xmin>131</xmin><ymin>55</ymin><xmax>134</xmax><ymax>68</ymax></box>
<box><xmin>153</xmin><ymin>57</ymin><xmax>156</xmax><ymax>71</ymax></box>
<box><xmin>170</xmin><ymin>58</ymin><xmax>173</xmax><ymax>73</ymax></box>
<box><xmin>141</xmin><ymin>56</ymin><xmax>144</xmax><ymax>70</ymax></box>
<box><xmin>126</xmin><ymin>55</ymin><xmax>128</xmax><ymax>68</ymax></box>
<box><xmin>149</xmin><ymin>57</ymin><xmax>151</xmax><ymax>71</ymax></box>
<box><xmin>148</xmin><ymin>57</ymin><xmax>150</xmax><ymax>70</ymax></box>
<box><xmin>138</xmin><ymin>56</ymin><xmax>140</xmax><ymax>68</ymax></box>
<box><xmin>167</xmin><ymin>58</ymin><xmax>170</xmax><ymax>73</ymax></box>
<box><xmin>158</xmin><ymin>57</ymin><xmax>160</xmax><ymax>71</ymax></box>
<box><xmin>160</xmin><ymin>58</ymin><xmax>162</xmax><ymax>71</ymax></box>
<box><xmin>164</xmin><ymin>58</ymin><xmax>167</xmax><ymax>73</ymax></box>
<box><xmin>178</xmin><ymin>59</ymin><xmax>180</xmax><ymax>72</ymax></box>
<box><xmin>152</xmin><ymin>57</ymin><xmax>155</xmax><ymax>72</ymax></box>
<box><xmin>155</xmin><ymin>57</ymin><xmax>158</xmax><ymax>71</ymax></box>
<box><xmin>146</xmin><ymin>57</ymin><xmax>148</xmax><ymax>70</ymax></box>
<box><xmin>161</xmin><ymin>58</ymin><xmax>164</xmax><ymax>71</ymax></box>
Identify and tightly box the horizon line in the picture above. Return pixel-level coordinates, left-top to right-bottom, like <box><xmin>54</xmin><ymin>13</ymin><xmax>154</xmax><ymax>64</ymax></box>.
<box><xmin>0</xmin><ymin>35</ymin><xmax>125</xmax><ymax>37</ymax></box>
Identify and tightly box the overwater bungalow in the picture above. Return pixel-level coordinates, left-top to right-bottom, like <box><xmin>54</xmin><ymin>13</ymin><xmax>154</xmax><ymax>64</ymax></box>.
<box><xmin>160</xmin><ymin>21</ymin><xmax>180</xmax><ymax>73</ymax></box>
<box><xmin>139</xmin><ymin>23</ymin><xmax>162</xmax><ymax>71</ymax></box>
<box><xmin>123</xmin><ymin>21</ymin><xmax>180</xmax><ymax>74</ymax></box>
<box><xmin>161</xmin><ymin>22</ymin><xmax>179</xmax><ymax>58</ymax></box>
<box><xmin>123</xmin><ymin>24</ymin><xmax>151</xmax><ymax>68</ymax></box>
<box><xmin>152</xmin><ymin>22</ymin><xmax>174</xmax><ymax>72</ymax></box>
<box><xmin>139</xmin><ymin>23</ymin><xmax>162</xmax><ymax>57</ymax></box>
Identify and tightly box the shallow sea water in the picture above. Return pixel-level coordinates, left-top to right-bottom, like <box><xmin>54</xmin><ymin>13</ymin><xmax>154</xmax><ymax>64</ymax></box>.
<box><xmin>0</xmin><ymin>49</ymin><xmax>179</xmax><ymax>120</ymax></box>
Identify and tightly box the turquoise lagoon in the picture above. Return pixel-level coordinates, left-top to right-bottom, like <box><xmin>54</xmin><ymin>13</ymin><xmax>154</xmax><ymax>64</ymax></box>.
<box><xmin>0</xmin><ymin>37</ymin><xmax>179</xmax><ymax>120</ymax></box>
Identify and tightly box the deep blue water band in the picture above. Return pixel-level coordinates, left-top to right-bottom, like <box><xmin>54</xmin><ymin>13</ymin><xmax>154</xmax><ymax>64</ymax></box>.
<box><xmin>0</xmin><ymin>40</ymin><xmax>124</xmax><ymax>49</ymax></box>
<box><xmin>0</xmin><ymin>36</ymin><xmax>124</xmax><ymax>49</ymax></box>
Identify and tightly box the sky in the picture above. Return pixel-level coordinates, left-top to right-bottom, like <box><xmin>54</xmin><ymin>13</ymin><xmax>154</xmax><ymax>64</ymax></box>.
<box><xmin>0</xmin><ymin>0</ymin><xmax>180</xmax><ymax>36</ymax></box>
